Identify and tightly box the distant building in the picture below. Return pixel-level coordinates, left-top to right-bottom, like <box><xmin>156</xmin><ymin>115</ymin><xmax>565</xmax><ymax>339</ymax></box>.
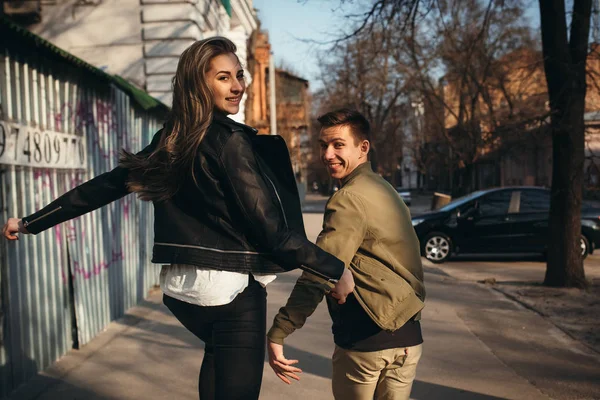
<box><xmin>273</xmin><ymin>69</ymin><xmax>311</xmax><ymax>183</ymax></box>
<box><xmin>246</xmin><ymin>28</ymin><xmax>271</xmax><ymax>132</ymax></box>
<box><xmin>6</xmin><ymin>0</ymin><xmax>257</xmax><ymax>121</ymax></box>
<box><xmin>436</xmin><ymin>46</ymin><xmax>600</xmax><ymax>194</ymax></box>
<box><xmin>246</xmin><ymin>30</ymin><xmax>312</xmax><ymax>183</ymax></box>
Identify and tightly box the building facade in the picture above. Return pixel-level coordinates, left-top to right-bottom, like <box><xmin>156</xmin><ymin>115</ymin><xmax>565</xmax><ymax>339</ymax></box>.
<box><xmin>436</xmin><ymin>47</ymin><xmax>600</xmax><ymax>195</ymax></box>
<box><xmin>6</xmin><ymin>0</ymin><xmax>257</xmax><ymax>121</ymax></box>
<box><xmin>246</xmin><ymin>30</ymin><xmax>312</xmax><ymax>183</ymax></box>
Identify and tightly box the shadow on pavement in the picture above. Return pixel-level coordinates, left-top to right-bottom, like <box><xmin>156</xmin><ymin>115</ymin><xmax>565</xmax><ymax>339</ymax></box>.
<box><xmin>0</xmin><ymin>342</ymin><xmax>38</xmax><ymax>399</ymax></box>
<box><xmin>448</xmin><ymin>254</ymin><xmax>545</xmax><ymax>263</ymax></box>
<box><xmin>279</xmin><ymin>345</ymin><xmax>332</xmax><ymax>379</ymax></box>
<box><xmin>280</xmin><ymin>346</ymin><xmax>511</xmax><ymax>400</ymax></box>
<box><xmin>6</xmin><ymin>374</ymin><xmax>107</xmax><ymax>400</ymax></box>
<box><xmin>412</xmin><ymin>380</ymin><xmax>509</xmax><ymax>399</ymax></box>
<box><xmin>423</xmin><ymin>265</ymin><xmax>452</xmax><ymax>277</ymax></box>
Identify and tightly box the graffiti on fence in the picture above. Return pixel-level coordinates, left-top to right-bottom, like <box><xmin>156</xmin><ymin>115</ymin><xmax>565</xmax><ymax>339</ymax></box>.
<box><xmin>50</xmin><ymin>97</ymin><xmax>135</xmax><ymax>162</ymax></box>
<box><xmin>30</xmin><ymin>93</ymin><xmax>145</xmax><ymax>281</ymax></box>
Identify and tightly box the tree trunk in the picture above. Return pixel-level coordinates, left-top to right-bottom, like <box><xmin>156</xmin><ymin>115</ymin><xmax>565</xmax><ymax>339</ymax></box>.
<box><xmin>539</xmin><ymin>0</ymin><xmax>590</xmax><ymax>288</ymax></box>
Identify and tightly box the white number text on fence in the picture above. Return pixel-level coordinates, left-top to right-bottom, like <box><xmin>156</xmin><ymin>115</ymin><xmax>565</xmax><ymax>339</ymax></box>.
<box><xmin>0</xmin><ymin>121</ymin><xmax>87</xmax><ymax>169</ymax></box>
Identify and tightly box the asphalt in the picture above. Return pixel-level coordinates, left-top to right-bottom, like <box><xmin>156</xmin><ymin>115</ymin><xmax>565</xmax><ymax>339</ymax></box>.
<box><xmin>6</xmin><ymin>210</ymin><xmax>600</xmax><ymax>400</ymax></box>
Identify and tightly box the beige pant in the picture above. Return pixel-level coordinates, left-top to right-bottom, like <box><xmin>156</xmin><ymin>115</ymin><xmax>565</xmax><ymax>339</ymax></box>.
<box><xmin>331</xmin><ymin>344</ymin><xmax>423</xmax><ymax>400</ymax></box>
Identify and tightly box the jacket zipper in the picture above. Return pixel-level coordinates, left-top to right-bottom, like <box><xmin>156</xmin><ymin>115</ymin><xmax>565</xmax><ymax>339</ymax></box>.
<box><xmin>263</xmin><ymin>174</ymin><xmax>289</xmax><ymax>228</ymax></box>
<box><xmin>263</xmin><ymin>175</ymin><xmax>338</xmax><ymax>283</ymax></box>
<box><xmin>302</xmin><ymin>266</ymin><xmax>339</xmax><ymax>283</ymax></box>
<box><xmin>23</xmin><ymin>206</ymin><xmax>62</xmax><ymax>228</ymax></box>
<box><xmin>154</xmin><ymin>242</ymin><xmax>260</xmax><ymax>255</ymax></box>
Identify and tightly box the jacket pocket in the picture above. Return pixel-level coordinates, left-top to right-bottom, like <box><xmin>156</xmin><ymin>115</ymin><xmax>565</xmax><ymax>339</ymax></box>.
<box><xmin>350</xmin><ymin>254</ymin><xmax>425</xmax><ymax>331</ymax></box>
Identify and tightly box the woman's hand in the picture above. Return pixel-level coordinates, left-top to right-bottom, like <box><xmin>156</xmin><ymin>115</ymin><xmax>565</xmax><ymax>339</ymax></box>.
<box><xmin>2</xmin><ymin>218</ymin><xmax>29</xmax><ymax>240</ymax></box>
<box><xmin>330</xmin><ymin>267</ymin><xmax>355</xmax><ymax>304</ymax></box>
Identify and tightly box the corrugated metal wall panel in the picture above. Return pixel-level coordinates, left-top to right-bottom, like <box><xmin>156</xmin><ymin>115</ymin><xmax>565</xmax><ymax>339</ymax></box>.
<box><xmin>0</xmin><ymin>49</ymin><xmax>73</xmax><ymax>399</ymax></box>
<box><xmin>0</xmin><ymin>42</ymin><xmax>163</xmax><ymax>398</ymax></box>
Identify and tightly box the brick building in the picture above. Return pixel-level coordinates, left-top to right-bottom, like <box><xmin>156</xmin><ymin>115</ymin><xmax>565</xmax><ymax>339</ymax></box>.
<box><xmin>437</xmin><ymin>46</ymin><xmax>600</xmax><ymax>193</ymax></box>
<box><xmin>245</xmin><ymin>30</ymin><xmax>312</xmax><ymax>183</ymax></box>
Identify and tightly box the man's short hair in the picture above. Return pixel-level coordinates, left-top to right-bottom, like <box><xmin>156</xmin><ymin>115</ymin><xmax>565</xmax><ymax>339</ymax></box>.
<box><xmin>317</xmin><ymin>108</ymin><xmax>371</xmax><ymax>144</ymax></box>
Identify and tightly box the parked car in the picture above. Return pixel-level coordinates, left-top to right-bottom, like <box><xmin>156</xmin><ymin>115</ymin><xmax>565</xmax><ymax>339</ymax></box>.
<box><xmin>395</xmin><ymin>187</ymin><xmax>412</xmax><ymax>206</ymax></box>
<box><xmin>411</xmin><ymin>187</ymin><xmax>600</xmax><ymax>263</ymax></box>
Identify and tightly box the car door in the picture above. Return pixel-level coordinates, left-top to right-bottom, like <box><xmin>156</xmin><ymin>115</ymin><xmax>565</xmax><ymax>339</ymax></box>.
<box><xmin>457</xmin><ymin>189</ymin><xmax>517</xmax><ymax>253</ymax></box>
<box><xmin>509</xmin><ymin>189</ymin><xmax>550</xmax><ymax>252</ymax></box>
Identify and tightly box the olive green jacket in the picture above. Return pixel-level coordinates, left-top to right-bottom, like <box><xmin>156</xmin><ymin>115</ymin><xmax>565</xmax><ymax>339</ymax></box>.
<box><xmin>268</xmin><ymin>162</ymin><xmax>425</xmax><ymax>345</ymax></box>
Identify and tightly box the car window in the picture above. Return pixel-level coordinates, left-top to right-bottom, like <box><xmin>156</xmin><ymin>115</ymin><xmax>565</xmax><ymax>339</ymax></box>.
<box><xmin>438</xmin><ymin>190</ymin><xmax>485</xmax><ymax>212</ymax></box>
<box><xmin>520</xmin><ymin>190</ymin><xmax>550</xmax><ymax>213</ymax></box>
<box><xmin>508</xmin><ymin>191</ymin><xmax>521</xmax><ymax>213</ymax></box>
<box><xmin>478</xmin><ymin>191</ymin><xmax>512</xmax><ymax>216</ymax></box>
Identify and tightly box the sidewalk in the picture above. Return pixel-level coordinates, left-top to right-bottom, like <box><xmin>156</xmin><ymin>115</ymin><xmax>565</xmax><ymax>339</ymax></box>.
<box><xmin>6</xmin><ymin>215</ymin><xmax>600</xmax><ymax>400</ymax></box>
<box><xmin>9</xmin><ymin>273</ymin><xmax>600</xmax><ymax>400</ymax></box>
<box><xmin>7</xmin><ymin>273</ymin><xmax>549</xmax><ymax>400</ymax></box>
<box><xmin>434</xmin><ymin>252</ymin><xmax>600</xmax><ymax>358</ymax></box>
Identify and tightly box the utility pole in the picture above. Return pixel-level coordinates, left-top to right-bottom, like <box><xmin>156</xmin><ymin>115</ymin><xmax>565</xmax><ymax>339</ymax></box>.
<box><xmin>269</xmin><ymin>52</ymin><xmax>277</xmax><ymax>135</ymax></box>
<box><xmin>594</xmin><ymin>0</ymin><xmax>600</xmax><ymax>43</ymax></box>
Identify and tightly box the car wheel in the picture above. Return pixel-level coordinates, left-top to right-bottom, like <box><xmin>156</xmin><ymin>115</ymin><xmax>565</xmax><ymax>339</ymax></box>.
<box><xmin>422</xmin><ymin>232</ymin><xmax>452</xmax><ymax>263</ymax></box>
<box><xmin>542</xmin><ymin>236</ymin><xmax>589</xmax><ymax>260</ymax></box>
<box><xmin>580</xmin><ymin>235</ymin><xmax>590</xmax><ymax>259</ymax></box>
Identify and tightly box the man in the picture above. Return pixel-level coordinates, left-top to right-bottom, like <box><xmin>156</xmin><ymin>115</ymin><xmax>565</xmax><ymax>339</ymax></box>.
<box><xmin>267</xmin><ymin>109</ymin><xmax>426</xmax><ymax>400</ymax></box>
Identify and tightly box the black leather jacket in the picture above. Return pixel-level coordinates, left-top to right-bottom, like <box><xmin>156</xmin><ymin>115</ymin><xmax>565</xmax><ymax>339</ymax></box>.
<box><xmin>22</xmin><ymin>113</ymin><xmax>344</xmax><ymax>282</ymax></box>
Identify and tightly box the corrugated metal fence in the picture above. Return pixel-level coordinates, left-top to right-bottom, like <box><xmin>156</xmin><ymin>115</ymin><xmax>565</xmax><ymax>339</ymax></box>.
<box><xmin>0</xmin><ymin>20</ymin><xmax>167</xmax><ymax>398</ymax></box>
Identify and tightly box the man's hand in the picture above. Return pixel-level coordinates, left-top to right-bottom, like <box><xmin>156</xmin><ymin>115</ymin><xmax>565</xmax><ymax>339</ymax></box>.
<box><xmin>330</xmin><ymin>267</ymin><xmax>354</xmax><ymax>304</ymax></box>
<box><xmin>2</xmin><ymin>218</ymin><xmax>29</xmax><ymax>240</ymax></box>
<box><xmin>267</xmin><ymin>340</ymin><xmax>302</xmax><ymax>384</ymax></box>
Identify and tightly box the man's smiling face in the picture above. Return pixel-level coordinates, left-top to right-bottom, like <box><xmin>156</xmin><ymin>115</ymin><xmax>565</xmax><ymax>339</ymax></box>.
<box><xmin>319</xmin><ymin>125</ymin><xmax>369</xmax><ymax>180</ymax></box>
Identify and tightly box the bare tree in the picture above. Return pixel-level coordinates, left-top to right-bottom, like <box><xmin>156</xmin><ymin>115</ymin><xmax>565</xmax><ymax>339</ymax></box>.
<box><xmin>315</xmin><ymin>0</ymin><xmax>545</xmax><ymax>190</ymax></box>
<box><xmin>403</xmin><ymin>0</ymin><xmax>546</xmax><ymax>192</ymax></box>
<box><xmin>539</xmin><ymin>0</ymin><xmax>591</xmax><ymax>288</ymax></box>
<box><xmin>314</xmin><ymin>28</ymin><xmax>410</xmax><ymax>181</ymax></box>
<box><xmin>315</xmin><ymin>0</ymin><xmax>594</xmax><ymax>287</ymax></box>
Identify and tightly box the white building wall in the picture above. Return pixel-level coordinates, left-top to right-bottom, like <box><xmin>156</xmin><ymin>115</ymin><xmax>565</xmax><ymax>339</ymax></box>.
<box><xmin>28</xmin><ymin>0</ymin><xmax>258</xmax><ymax>120</ymax></box>
<box><xmin>225</xmin><ymin>25</ymin><xmax>254</xmax><ymax>123</ymax></box>
<box><xmin>30</xmin><ymin>0</ymin><xmax>145</xmax><ymax>86</ymax></box>
<box><xmin>139</xmin><ymin>0</ymin><xmax>257</xmax><ymax>112</ymax></box>
<box><xmin>220</xmin><ymin>0</ymin><xmax>258</xmax><ymax>123</ymax></box>
<box><xmin>141</xmin><ymin>0</ymin><xmax>249</xmax><ymax>109</ymax></box>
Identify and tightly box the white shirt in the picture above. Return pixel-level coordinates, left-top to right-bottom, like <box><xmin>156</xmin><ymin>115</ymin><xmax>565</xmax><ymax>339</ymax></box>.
<box><xmin>159</xmin><ymin>264</ymin><xmax>276</xmax><ymax>306</ymax></box>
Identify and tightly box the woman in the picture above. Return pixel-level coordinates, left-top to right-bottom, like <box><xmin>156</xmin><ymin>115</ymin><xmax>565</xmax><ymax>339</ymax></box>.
<box><xmin>2</xmin><ymin>37</ymin><xmax>353</xmax><ymax>400</ymax></box>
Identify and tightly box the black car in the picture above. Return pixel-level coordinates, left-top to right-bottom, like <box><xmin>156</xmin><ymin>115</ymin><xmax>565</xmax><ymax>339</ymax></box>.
<box><xmin>412</xmin><ymin>187</ymin><xmax>600</xmax><ymax>263</ymax></box>
<box><xmin>395</xmin><ymin>187</ymin><xmax>412</xmax><ymax>206</ymax></box>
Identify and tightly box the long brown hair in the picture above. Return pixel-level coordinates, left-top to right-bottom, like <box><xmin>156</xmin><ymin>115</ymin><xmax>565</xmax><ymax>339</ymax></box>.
<box><xmin>120</xmin><ymin>37</ymin><xmax>238</xmax><ymax>201</ymax></box>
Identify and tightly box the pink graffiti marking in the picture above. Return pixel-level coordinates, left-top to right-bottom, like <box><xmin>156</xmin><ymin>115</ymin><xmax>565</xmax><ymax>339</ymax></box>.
<box><xmin>41</xmin><ymin>96</ymin><xmax>150</xmax><ymax>282</ymax></box>
<box><xmin>69</xmin><ymin>248</ymin><xmax>126</xmax><ymax>280</ymax></box>
<box><xmin>51</xmin><ymin>98</ymin><xmax>133</xmax><ymax>162</ymax></box>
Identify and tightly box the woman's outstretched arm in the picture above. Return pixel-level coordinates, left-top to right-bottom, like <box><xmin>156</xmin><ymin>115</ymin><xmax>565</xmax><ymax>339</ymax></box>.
<box><xmin>2</xmin><ymin>129</ymin><xmax>163</xmax><ymax>236</ymax></box>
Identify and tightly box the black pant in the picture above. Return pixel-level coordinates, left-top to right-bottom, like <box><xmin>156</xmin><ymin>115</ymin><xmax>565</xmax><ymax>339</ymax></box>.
<box><xmin>163</xmin><ymin>275</ymin><xmax>267</xmax><ymax>400</ymax></box>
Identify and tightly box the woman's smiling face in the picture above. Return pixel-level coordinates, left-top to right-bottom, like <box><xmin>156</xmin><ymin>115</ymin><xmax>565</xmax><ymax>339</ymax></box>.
<box><xmin>207</xmin><ymin>53</ymin><xmax>245</xmax><ymax>115</ymax></box>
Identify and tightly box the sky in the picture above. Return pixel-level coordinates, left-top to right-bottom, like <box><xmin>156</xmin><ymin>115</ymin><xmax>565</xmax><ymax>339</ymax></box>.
<box><xmin>253</xmin><ymin>0</ymin><xmax>542</xmax><ymax>93</ymax></box>
<box><xmin>252</xmin><ymin>0</ymin><xmax>359</xmax><ymax>90</ymax></box>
